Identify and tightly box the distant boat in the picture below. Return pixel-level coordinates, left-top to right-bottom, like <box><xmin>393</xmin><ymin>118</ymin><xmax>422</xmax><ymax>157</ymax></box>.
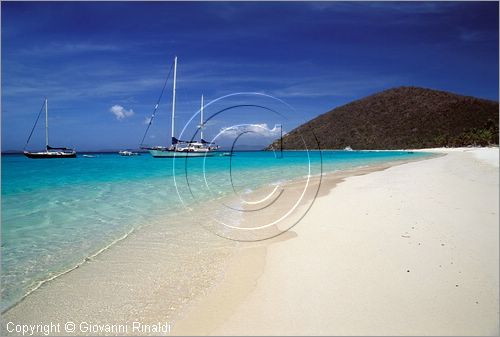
<box><xmin>140</xmin><ymin>56</ymin><xmax>219</xmax><ymax>158</ymax></box>
<box><xmin>119</xmin><ymin>150</ymin><xmax>140</xmax><ymax>156</ymax></box>
<box><xmin>344</xmin><ymin>146</ymin><xmax>353</xmax><ymax>151</ymax></box>
<box><xmin>23</xmin><ymin>98</ymin><xmax>76</xmax><ymax>159</ymax></box>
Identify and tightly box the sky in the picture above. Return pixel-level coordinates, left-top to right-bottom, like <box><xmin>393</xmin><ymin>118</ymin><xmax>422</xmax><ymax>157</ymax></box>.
<box><xmin>2</xmin><ymin>1</ymin><xmax>498</xmax><ymax>151</ymax></box>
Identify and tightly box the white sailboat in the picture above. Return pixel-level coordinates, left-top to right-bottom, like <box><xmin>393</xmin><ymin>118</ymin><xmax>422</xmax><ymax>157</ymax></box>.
<box><xmin>171</xmin><ymin>94</ymin><xmax>219</xmax><ymax>154</ymax></box>
<box><xmin>144</xmin><ymin>56</ymin><xmax>219</xmax><ymax>158</ymax></box>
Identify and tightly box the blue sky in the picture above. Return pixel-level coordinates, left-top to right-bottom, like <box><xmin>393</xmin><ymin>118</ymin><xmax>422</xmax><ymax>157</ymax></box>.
<box><xmin>2</xmin><ymin>1</ymin><xmax>498</xmax><ymax>151</ymax></box>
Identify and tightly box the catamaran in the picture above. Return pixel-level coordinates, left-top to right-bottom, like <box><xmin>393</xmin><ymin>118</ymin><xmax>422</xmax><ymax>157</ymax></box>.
<box><xmin>23</xmin><ymin>98</ymin><xmax>76</xmax><ymax>159</ymax></box>
<box><xmin>141</xmin><ymin>56</ymin><xmax>219</xmax><ymax>158</ymax></box>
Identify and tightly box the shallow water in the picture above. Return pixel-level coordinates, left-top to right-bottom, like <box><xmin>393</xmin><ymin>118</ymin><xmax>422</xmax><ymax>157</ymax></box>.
<box><xmin>1</xmin><ymin>150</ymin><xmax>429</xmax><ymax>311</ymax></box>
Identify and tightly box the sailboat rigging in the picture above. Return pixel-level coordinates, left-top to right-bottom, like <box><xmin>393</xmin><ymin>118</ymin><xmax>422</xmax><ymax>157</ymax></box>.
<box><xmin>23</xmin><ymin>98</ymin><xmax>76</xmax><ymax>159</ymax></box>
<box><xmin>140</xmin><ymin>56</ymin><xmax>219</xmax><ymax>158</ymax></box>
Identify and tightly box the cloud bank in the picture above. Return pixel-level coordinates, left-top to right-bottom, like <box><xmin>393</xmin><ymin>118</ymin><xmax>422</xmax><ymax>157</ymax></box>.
<box><xmin>219</xmin><ymin>123</ymin><xmax>283</xmax><ymax>138</ymax></box>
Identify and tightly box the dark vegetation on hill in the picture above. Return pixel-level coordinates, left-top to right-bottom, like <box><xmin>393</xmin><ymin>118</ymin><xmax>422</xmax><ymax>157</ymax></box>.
<box><xmin>268</xmin><ymin>87</ymin><xmax>499</xmax><ymax>150</ymax></box>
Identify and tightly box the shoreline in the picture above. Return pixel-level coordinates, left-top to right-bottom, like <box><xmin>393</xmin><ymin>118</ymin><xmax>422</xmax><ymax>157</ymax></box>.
<box><xmin>1</xmin><ymin>152</ymin><xmax>433</xmax><ymax>335</ymax></box>
<box><xmin>2</xmin><ymin>150</ymin><xmax>432</xmax><ymax>315</ymax></box>
<box><xmin>0</xmin><ymin>226</ymin><xmax>137</xmax><ymax>315</ymax></box>
<box><xmin>3</xmin><ymin>148</ymin><xmax>497</xmax><ymax>335</ymax></box>
<box><xmin>172</xmin><ymin>155</ymin><xmax>438</xmax><ymax>335</ymax></box>
<box><xmin>173</xmin><ymin>147</ymin><xmax>499</xmax><ymax>335</ymax></box>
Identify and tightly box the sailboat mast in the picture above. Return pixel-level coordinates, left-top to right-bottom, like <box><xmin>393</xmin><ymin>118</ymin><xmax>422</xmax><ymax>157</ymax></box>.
<box><xmin>200</xmin><ymin>94</ymin><xmax>204</xmax><ymax>141</ymax></box>
<box><xmin>45</xmin><ymin>98</ymin><xmax>49</xmax><ymax>150</ymax></box>
<box><xmin>171</xmin><ymin>56</ymin><xmax>177</xmax><ymax>143</ymax></box>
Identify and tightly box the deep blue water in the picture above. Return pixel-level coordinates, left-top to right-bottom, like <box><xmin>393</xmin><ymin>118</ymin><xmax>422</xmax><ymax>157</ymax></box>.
<box><xmin>1</xmin><ymin>150</ymin><xmax>429</xmax><ymax>311</ymax></box>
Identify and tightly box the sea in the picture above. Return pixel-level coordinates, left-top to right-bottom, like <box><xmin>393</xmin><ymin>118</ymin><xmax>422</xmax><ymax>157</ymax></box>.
<box><xmin>1</xmin><ymin>150</ymin><xmax>430</xmax><ymax>312</ymax></box>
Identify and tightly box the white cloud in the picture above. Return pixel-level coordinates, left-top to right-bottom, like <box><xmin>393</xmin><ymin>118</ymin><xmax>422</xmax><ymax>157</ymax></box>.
<box><xmin>110</xmin><ymin>105</ymin><xmax>134</xmax><ymax>120</ymax></box>
<box><xmin>219</xmin><ymin>123</ymin><xmax>283</xmax><ymax>138</ymax></box>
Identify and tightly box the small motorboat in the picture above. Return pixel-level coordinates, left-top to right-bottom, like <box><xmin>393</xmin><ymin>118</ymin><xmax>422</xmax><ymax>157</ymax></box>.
<box><xmin>119</xmin><ymin>150</ymin><xmax>140</xmax><ymax>156</ymax></box>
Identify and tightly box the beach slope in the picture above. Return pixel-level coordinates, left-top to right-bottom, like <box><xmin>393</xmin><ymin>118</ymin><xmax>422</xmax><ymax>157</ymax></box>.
<box><xmin>175</xmin><ymin>148</ymin><xmax>499</xmax><ymax>335</ymax></box>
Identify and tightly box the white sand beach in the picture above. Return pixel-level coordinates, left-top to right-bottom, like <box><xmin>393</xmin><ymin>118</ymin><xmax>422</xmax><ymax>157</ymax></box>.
<box><xmin>174</xmin><ymin>147</ymin><xmax>499</xmax><ymax>335</ymax></box>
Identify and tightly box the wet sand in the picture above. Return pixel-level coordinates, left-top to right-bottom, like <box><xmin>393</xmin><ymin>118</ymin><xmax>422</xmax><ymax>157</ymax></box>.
<box><xmin>173</xmin><ymin>148</ymin><xmax>499</xmax><ymax>335</ymax></box>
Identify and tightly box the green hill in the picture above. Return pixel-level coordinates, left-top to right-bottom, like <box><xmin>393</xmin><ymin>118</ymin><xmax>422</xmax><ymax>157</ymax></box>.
<box><xmin>268</xmin><ymin>86</ymin><xmax>499</xmax><ymax>150</ymax></box>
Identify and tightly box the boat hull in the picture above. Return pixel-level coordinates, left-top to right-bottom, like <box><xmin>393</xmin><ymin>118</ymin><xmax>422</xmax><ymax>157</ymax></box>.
<box><xmin>149</xmin><ymin>149</ymin><xmax>216</xmax><ymax>158</ymax></box>
<box><xmin>24</xmin><ymin>151</ymin><xmax>76</xmax><ymax>159</ymax></box>
<box><xmin>119</xmin><ymin>151</ymin><xmax>140</xmax><ymax>156</ymax></box>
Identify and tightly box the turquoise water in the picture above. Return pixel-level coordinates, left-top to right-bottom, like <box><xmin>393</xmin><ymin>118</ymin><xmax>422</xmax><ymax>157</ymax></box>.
<box><xmin>1</xmin><ymin>150</ymin><xmax>429</xmax><ymax>311</ymax></box>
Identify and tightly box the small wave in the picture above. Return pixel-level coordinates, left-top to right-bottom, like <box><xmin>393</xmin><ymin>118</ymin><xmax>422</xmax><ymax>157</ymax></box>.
<box><xmin>1</xmin><ymin>226</ymin><xmax>136</xmax><ymax>314</ymax></box>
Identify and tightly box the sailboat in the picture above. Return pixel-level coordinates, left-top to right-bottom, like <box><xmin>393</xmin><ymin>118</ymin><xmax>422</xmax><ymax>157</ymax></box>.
<box><xmin>141</xmin><ymin>56</ymin><xmax>219</xmax><ymax>158</ymax></box>
<box><xmin>23</xmin><ymin>98</ymin><xmax>76</xmax><ymax>159</ymax></box>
